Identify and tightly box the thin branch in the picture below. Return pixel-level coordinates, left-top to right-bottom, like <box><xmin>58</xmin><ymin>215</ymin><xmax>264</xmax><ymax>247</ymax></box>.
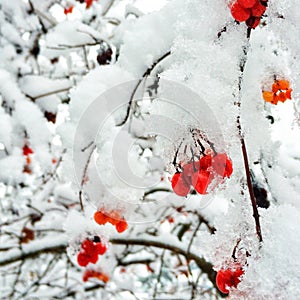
<box><xmin>153</xmin><ymin>250</ymin><xmax>166</xmax><ymax>298</ymax></box>
<box><xmin>25</xmin><ymin>87</ymin><xmax>71</xmax><ymax>101</ymax></box>
<box><xmin>236</xmin><ymin>28</ymin><xmax>263</xmax><ymax>243</ymax></box>
<box><xmin>0</xmin><ymin>236</ymin><xmax>67</xmax><ymax>267</ymax></box>
<box><xmin>79</xmin><ymin>144</ymin><xmax>97</xmax><ymax>211</ymax></box>
<box><xmin>116</xmin><ymin>51</ymin><xmax>171</xmax><ymax>126</ymax></box>
<box><xmin>110</xmin><ymin>237</ymin><xmax>217</xmax><ymax>290</ymax></box>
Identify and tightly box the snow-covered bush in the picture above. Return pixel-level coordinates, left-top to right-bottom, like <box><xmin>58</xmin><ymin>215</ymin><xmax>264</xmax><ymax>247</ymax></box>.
<box><xmin>0</xmin><ymin>0</ymin><xmax>299</xmax><ymax>299</ymax></box>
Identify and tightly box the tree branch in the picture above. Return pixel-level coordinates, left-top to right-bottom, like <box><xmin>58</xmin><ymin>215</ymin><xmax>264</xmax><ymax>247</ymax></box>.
<box><xmin>116</xmin><ymin>51</ymin><xmax>171</xmax><ymax>126</ymax></box>
<box><xmin>110</xmin><ymin>236</ymin><xmax>218</xmax><ymax>291</ymax></box>
<box><xmin>236</xmin><ymin>28</ymin><xmax>263</xmax><ymax>243</ymax></box>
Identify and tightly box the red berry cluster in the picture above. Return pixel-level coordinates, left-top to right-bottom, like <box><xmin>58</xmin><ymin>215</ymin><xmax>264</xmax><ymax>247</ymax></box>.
<box><xmin>94</xmin><ymin>210</ymin><xmax>128</xmax><ymax>233</ymax></box>
<box><xmin>171</xmin><ymin>153</ymin><xmax>233</xmax><ymax>197</ymax></box>
<box><xmin>230</xmin><ymin>0</ymin><xmax>268</xmax><ymax>28</ymax></box>
<box><xmin>216</xmin><ymin>265</ymin><xmax>244</xmax><ymax>294</ymax></box>
<box><xmin>263</xmin><ymin>79</ymin><xmax>293</xmax><ymax>105</ymax></box>
<box><xmin>83</xmin><ymin>269</ymin><xmax>110</xmax><ymax>283</ymax></box>
<box><xmin>77</xmin><ymin>238</ymin><xmax>107</xmax><ymax>267</ymax></box>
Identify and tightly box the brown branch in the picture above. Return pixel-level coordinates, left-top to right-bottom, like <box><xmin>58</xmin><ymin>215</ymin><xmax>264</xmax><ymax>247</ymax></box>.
<box><xmin>0</xmin><ymin>239</ymin><xmax>67</xmax><ymax>267</ymax></box>
<box><xmin>25</xmin><ymin>87</ymin><xmax>71</xmax><ymax>101</ymax></box>
<box><xmin>236</xmin><ymin>28</ymin><xmax>263</xmax><ymax>243</ymax></box>
<box><xmin>110</xmin><ymin>237</ymin><xmax>217</xmax><ymax>291</ymax></box>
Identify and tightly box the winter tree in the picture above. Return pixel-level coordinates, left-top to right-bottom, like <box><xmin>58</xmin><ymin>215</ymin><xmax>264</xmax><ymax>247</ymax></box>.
<box><xmin>0</xmin><ymin>0</ymin><xmax>299</xmax><ymax>299</ymax></box>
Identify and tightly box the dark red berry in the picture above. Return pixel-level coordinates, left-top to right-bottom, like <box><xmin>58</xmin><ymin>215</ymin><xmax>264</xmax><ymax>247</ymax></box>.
<box><xmin>246</xmin><ymin>16</ymin><xmax>261</xmax><ymax>28</ymax></box>
<box><xmin>77</xmin><ymin>252</ymin><xmax>90</xmax><ymax>267</ymax></box>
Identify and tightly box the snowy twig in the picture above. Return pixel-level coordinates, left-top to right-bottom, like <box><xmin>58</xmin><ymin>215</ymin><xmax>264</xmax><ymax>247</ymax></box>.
<box><xmin>79</xmin><ymin>143</ymin><xmax>97</xmax><ymax>211</ymax></box>
<box><xmin>117</xmin><ymin>51</ymin><xmax>171</xmax><ymax>127</ymax></box>
<box><xmin>25</xmin><ymin>87</ymin><xmax>71</xmax><ymax>101</ymax></box>
<box><xmin>0</xmin><ymin>236</ymin><xmax>68</xmax><ymax>267</ymax></box>
<box><xmin>110</xmin><ymin>236</ymin><xmax>217</xmax><ymax>291</ymax></box>
<box><xmin>236</xmin><ymin>28</ymin><xmax>263</xmax><ymax>243</ymax></box>
<box><xmin>152</xmin><ymin>250</ymin><xmax>166</xmax><ymax>298</ymax></box>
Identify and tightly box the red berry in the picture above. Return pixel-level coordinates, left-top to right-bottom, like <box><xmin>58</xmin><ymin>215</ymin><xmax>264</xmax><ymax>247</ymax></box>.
<box><xmin>87</xmin><ymin>249</ymin><xmax>99</xmax><ymax>264</ymax></box>
<box><xmin>216</xmin><ymin>267</ymin><xmax>244</xmax><ymax>294</ymax></box>
<box><xmin>116</xmin><ymin>219</ymin><xmax>128</xmax><ymax>233</ymax></box>
<box><xmin>237</xmin><ymin>0</ymin><xmax>257</xmax><ymax>8</ymax></box>
<box><xmin>77</xmin><ymin>252</ymin><xmax>90</xmax><ymax>267</ymax></box>
<box><xmin>182</xmin><ymin>161</ymin><xmax>200</xmax><ymax>187</ymax></box>
<box><xmin>230</xmin><ymin>2</ymin><xmax>251</xmax><ymax>22</ymax></box>
<box><xmin>182</xmin><ymin>161</ymin><xmax>200</xmax><ymax>177</ymax></box>
<box><xmin>94</xmin><ymin>211</ymin><xmax>109</xmax><ymax>225</ymax></box>
<box><xmin>82</xmin><ymin>239</ymin><xmax>94</xmax><ymax>251</ymax></box>
<box><xmin>168</xmin><ymin>216</ymin><xmax>175</xmax><ymax>223</ymax></box>
<box><xmin>251</xmin><ymin>1</ymin><xmax>266</xmax><ymax>16</ymax></box>
<box><xmin>64</xmin><ymin>6</ymin><xmax>74</xmax><ymax>15</ymax></box>
<box><xmin>171</xmin><ymin>172</ymin><xmax>190</xmax><ymax>196</ymax></box>
<box><xmin>23</xmin><ymin>145</ymin><xmax>33</xmax><ymax>156</ymax></box>
<box><xmin>212</xmin><ymin>154</ymin><xmax>233</xmax><ymax>178</ymax></box>
<box><xmin>108</xmin><ymin>211</ymin><xmax>121</xmax><ymax>226</ymax></box>
<box><xmin>246</xmin><ymin>16</ymin><xmax>261</xmax><ymax>28</ymax></box>
<box><xmin>95</xmin><ymin>243</ymin><xmax>107</xmax><ymax>255</ymax></box>
<box><xmin>85</xmin><ymin>0</ymin><xmax>93</xmax><ymax>8</ymax></box>
<box><xmin>192</xmin><ymin>170</ymin><xmax>212</xmax><ymax>194</ymax></box>
<box><xmin>199</xmin><ymin>155</ymin><xmax>213</xmax><ymax>171</ymax></box>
